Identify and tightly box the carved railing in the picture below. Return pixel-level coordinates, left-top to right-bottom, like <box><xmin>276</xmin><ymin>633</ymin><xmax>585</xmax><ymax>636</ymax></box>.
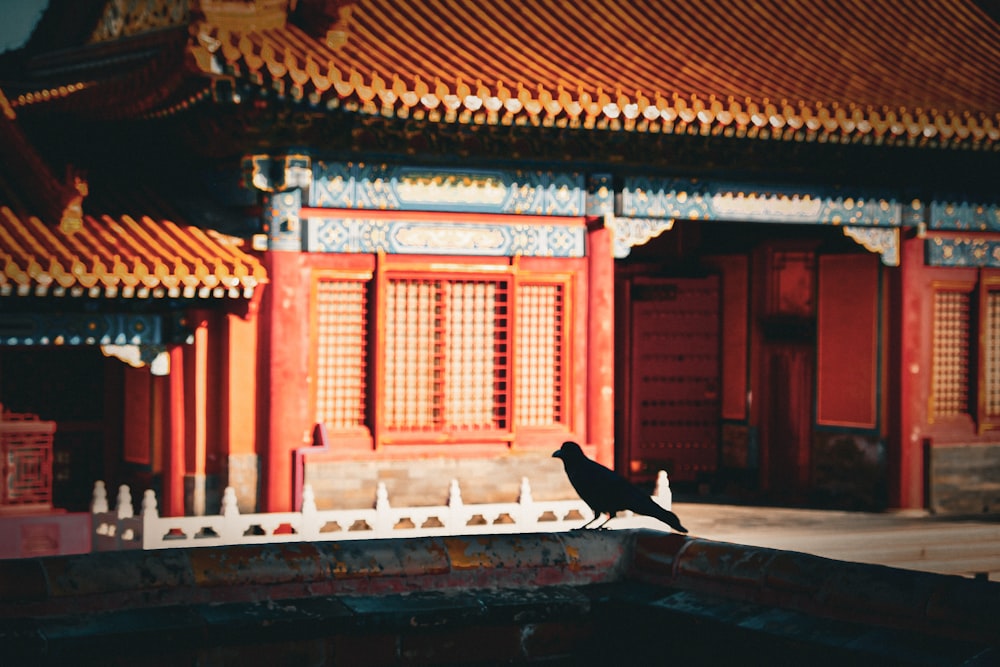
<box><xmin>91</xmin><ymin>472</ymin><xmax>676</xmax><ymax>551</ymax></box>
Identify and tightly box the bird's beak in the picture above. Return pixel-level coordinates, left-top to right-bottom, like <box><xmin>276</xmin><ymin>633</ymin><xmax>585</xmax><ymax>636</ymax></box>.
<box><xmin>552</xmin><ymin>450</ymin><xmax>562</xmax><ymax>459</ymax></box>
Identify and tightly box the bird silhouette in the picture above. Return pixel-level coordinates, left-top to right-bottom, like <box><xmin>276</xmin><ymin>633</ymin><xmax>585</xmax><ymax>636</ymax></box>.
<box><xmin>553</xmin><ymin>441</ymin><xmax>688</xmax><ymax>533</ymax></box>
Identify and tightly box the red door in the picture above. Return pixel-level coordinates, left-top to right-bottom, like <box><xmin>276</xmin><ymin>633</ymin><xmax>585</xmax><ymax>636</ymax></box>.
<box><xmin>762</xmin><ymin>343</ymin><xmax>813</xmax><ymax>500</ymax></box>
<box><xmin>624</xmin><ymin>276</ymin><xmax>721</xmax><ymax>483</ymax></box>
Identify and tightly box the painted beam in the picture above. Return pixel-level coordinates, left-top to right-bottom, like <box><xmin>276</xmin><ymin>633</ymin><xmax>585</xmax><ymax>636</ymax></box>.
<box><xmin>0</xmin><ymin>312</ymin><xmax>167</xmax><ymax>346</ymax></box>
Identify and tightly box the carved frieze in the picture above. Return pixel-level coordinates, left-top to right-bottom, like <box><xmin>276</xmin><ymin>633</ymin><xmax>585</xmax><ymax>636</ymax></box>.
<box><xmin>926</xmin><ymin>236</ymin><xmax>1000</xmax><ymax>267</ymax></box>
<box><xmin>620</xmin><ymin>177</ymin><xmax>903</xmax><ymax>227</ymax></box>
<box><xmin>310</xmin><ymin>162</ymin><xmax>586</xmax><ymax>216</ymax></box>
<box><xmin>307</xmin><ymin>217</ymin><xmax>584</xmax><ymax>258</ymax></box>
<box><xmin>930</xmin><ymin>201</ymin><xmax>1000</xmax><ymax>231</ymax></box>
<box><xmin>0</xmin><ymin>313</ymin><xmax>167</xmax><ymax>346</ymax></box>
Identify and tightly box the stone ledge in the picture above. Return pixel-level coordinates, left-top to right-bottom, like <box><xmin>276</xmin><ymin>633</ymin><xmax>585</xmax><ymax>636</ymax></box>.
<box><xmin>0</xmin><ymin>531</ymin><xmax>625</xmax><ymax>617</ymax></box>
<box><xmin>1</xmin><ymin>530</ymin><xmax>998</xmax><ymax>665</ymax></box>
<box><xmin>630</xmin><ymin>531</ymin><xmax>1000</xmax><ymax>645</ymax></box>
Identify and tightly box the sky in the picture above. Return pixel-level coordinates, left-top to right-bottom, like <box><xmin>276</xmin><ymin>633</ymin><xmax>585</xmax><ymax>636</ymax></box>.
<box><xmin>0</xmin><ymin>0</ymin><xmax>48</xmax><ymax>53</ymax></box>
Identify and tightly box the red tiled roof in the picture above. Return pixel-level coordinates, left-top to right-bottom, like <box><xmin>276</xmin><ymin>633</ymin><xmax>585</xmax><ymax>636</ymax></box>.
<box><xmin>0</xmin><ymin>207</ymin><xmax>266</xmax><ymax>299</ymax></box>
<box><xmin>190</xmin><ymin>0</ymin><xmax>1000</xmax><ymax>148</ymax></box>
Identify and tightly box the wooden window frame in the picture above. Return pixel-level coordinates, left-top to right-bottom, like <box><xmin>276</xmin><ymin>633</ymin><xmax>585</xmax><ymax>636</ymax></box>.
<box><xmin>513</xmin><ymin>268</ymin><xmax>575</xmax><ymax>438</ymax></box>
<box><xmin>309</xmin><ymin>255</ymin><xmax>376</xmax><ymax>450</ymax></box>
<box><xmin>312</xmin><ymin>254</ymin><xmax>578</xmax><ymax>452</ymax></box>
<box><xmin>376</xmin><ymin>266</ymin><xmax>513</xmax><ymax>445</ymax></box>
<box><xmin>928</xmin><ymin>278</ymin><xmax>976</xmax><ymax>426</ymax></box>
<box><xmin>978</xmin><ymin>269</ymin><xmax>1000</xmax><ymax>433</ymax></box>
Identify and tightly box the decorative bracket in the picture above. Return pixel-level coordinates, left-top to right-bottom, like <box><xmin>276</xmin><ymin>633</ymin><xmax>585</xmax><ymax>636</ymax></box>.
<box><xmin>243</xmin><ymin>154</ymin><xmax>312</xmax><ymax>193</ymax></box>
<box><xmin>607</xmin><ymin>213</ymin><xmax>675</xmax><ymax>258</ymax></box>
<box><xmin>101</xmin><ymin>344</ymin><xmax>170</xmax><ymax>376</ymax></box>
<box><xmin>843</xmin><ymin>226</ymin><xmax>900</xmax><ymax>266</ymax></box>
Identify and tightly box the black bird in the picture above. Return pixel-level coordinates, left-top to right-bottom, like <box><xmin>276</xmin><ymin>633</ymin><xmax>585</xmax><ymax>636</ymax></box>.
<box><xmin>553</xmin><ymin>441</ymin><xmax>688</xmax><ymax>533</ymax></box>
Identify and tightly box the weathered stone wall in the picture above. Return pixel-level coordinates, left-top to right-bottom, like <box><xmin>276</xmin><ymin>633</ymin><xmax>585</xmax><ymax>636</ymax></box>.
<box><xmin>929</xmin><ymin>443</ymin><xmax>1000</xmax><ymax>515</ymax></box>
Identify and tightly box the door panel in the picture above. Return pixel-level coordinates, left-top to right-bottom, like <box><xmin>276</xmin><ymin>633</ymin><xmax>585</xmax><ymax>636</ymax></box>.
<box><xmin>626</xmin><ymin>276</ymin><xmax>720</xmax><ymax>483</ymax></box>
<box><xmin>763</xmin><ymin>343</ymin><xmax>814</xmax><ymax>499</ymax></box>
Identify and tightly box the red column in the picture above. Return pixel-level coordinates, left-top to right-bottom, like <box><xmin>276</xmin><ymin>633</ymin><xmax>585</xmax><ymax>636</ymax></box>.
<box><xmin>184</xmin><ymin>312</ymin><xmax>211</xmax><ymax>515</ymax></box>
<box><xmin>587</xmin><ymin>218</ymin><xmax>615</xmax><ymax>469</ymax></box>
<box><xmin>220</xmin><ymin>311</ymin><xmax>258</xmax><ymax>459</ymax></box>
<box><xmin>164</xmin><ymin>346</ymin><xmax>186</xmax><ymax>517</ymax></box>
<box><xmin>894</xmin><ymin>234</ymin><xmax>927</xmax><ymax>509</ymax></box>
<box><xmin>261</xmin><ymin>251</ymin><xmax>312</xmax><ymax>511</ymax></box>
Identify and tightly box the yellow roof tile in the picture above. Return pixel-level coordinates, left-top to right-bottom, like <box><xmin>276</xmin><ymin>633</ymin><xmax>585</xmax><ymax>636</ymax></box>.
<box><xmin>189</xmin><ymin>0</ymin><xmax>1000</xmax><ymax>148</ymax></box>
<box><xmin>0</xmin><ymin>207</ymin><xmax>266</xmax><ymax>299</ymax></box>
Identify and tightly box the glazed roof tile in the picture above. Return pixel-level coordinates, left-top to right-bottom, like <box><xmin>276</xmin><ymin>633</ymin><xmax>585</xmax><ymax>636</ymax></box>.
<box><xmin>0</xmin><ymin>206</ymin><xmax>266</xmax><ymax>299</ymax></box>
<box><xmin>0</xmin><ymin>83</ymin><xmax>266</xmax><ymax>301</ymax></box>
<box><xmin>190</xmin><ymin>0</ymin><xmax>1000</xmax><ymax>148</ymax></box>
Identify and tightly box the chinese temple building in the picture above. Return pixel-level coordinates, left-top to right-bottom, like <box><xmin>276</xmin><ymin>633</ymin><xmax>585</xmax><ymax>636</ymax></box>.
<box><xmin>1</xmin><ymin>0</ymin><xmax>998</xmax><ymax>533</ymax></box>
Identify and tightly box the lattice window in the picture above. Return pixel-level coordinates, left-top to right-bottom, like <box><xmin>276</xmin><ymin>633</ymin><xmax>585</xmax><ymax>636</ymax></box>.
<box><xmin>385</xmin><ymin>279</ymin><xmax>439</xmax><ymax>429</ymax></box>
<box><xmin>447</xmin><ymin>280</ymin><xmax>506</xmax><ymax>429</ymax></box>
<box><xmin>515</xmin><ymin>282</ymin><xmax>564</xmax><ymax>426</ymax></box>
<box><xmin>932</xmin><ymin>290</ymin><xmax>971</xmax><ymax>418</ymax></box>
<box><xmin>1</xmin><ymin>410</ymin><xmax>54</xmax><ymax>507</ymax></box>
<box><xmin>985</xmin><ymin>290</ymin><xmax>1000</xmax><ymax>418</ymax></box>
<box><xmin>385</xmin><ymin>277</ymin><xmax>509</xmax><ymax>432</ymax></box>
<box><xmin>315</xmin><ymin>278</ymin><xmax>368</xmax><ymax>429</ymax></box>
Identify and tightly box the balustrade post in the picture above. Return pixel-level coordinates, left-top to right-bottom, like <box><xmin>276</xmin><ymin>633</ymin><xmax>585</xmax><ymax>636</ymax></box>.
<box><xmin>373</xmin><ymin>482</ymin><xmax>392</xmax><ymax>536</ymax></box>
<box><xmin>300</xmin><ymin>484</ymin><xmax>318</xmax><ymax>539</ymax></box>
<box><xmin>112</xmin><ymin>484</ymin><xmax>134</xmax><ymax>548</ymax></box>
<box><xmin>140</xmin><ymin>489</ymin><xmax>159</xmax><ymax>549</ymax></box>
<box><xmin>116</xmin><ymin>484</ymin><xmax>134</xmax><ymax>519</ymax></box>
<box><xmin>141</xmin><ymin>489</ymin><xmax>159</xmax><ymax>518</ymax></box>
<box><xmin>517</xmin><ymin>477</ymin><xmax>537</xmax><ymax>531</ymax></box>
<box><xmin>446</xmin><ymin>479</ymin><xmax>464</xmax><ymax>532</ymax></box>
<box><xmin>220</xmin><ymin>486</ymin><xmax>241</xmax><ymax>542</ymax></box>
<box><xmin>91</xmin><ymin>481</ymin><xmax>109</xmax><ymax>514</ymax></box>
<box><xmin>653</xmin><ymin>470</ymin><xmax>672</xmax><ymax>510</ymax></box>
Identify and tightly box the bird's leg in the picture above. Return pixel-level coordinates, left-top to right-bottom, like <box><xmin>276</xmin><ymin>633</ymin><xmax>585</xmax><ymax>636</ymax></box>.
<box><xmin>593</xmin><ymin>513</ymin><xmax>614</xmax><ymax>529</ymax></box>
<box><xmin>579</xmin><ymin>513</ymin><xmax>604</xmax><ymax>530</ymax></box>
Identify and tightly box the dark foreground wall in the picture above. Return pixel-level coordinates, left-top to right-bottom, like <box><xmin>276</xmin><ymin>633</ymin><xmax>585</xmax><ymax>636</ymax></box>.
<box><xmin>1</xmin><ymin>530</ymin><xmax>998</xmax><ymax>666</ymax></box>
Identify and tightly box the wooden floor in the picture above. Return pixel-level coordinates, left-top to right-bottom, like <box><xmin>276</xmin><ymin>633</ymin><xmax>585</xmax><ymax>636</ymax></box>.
<box><xmin>673</xmin><ymin>502</ymin><xmax>1000</xmax><ymax>581</ymax></box>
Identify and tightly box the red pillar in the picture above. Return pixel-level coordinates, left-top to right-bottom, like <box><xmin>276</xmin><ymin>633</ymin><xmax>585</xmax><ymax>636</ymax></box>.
<box><xmin>261</xmin><ymin>251</ymin><xmax>312</xmax><ymax>511</ymax></box>
<box><xmin>184</xmin><ymin>312</ymin><xmax>211</xmax><ymax>515</ymax></box>
<box><xmin>587</xmin><ymin>217</ymin><xmax>615</xmax><ymax>469</ymax></box>
<box><xmin>894</xmin><ymin>234</ymin><xmax>928</xmax><ymax>509</ymax></box>
<box><xmin>164</xmin><ymin>346</ymin><xmax>186</xmax><ymax>517</ymax></box>
<box><xmin>219</xmin><ymin>309</ymin><xmax>259</xmax><ymax>503</ymax></box>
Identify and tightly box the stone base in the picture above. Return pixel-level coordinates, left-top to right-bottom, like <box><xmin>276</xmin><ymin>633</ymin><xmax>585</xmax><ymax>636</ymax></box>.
<box><xmin>929</xmin><ymin>443</ymin><xmax>1000</xmax><ymax>515</ymax></box>
<box><xmin>304</xmin><ymin>453</ymin><xmax>576</xmax><ymax>510</ymax></box>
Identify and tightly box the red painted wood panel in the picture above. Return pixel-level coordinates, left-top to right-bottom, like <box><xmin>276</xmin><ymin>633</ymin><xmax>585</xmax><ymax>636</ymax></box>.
<box><xmin>705</xmin><ymin>255</ymin><xmax>749</xmax><ymax>421</ymax></box>
<box><xmin>817</xmin><ymin>254</ymin><xmax>879</xmax><ymax>428</ymax></box>
<box><xmin>764</xmin><ymin>343</ymin><xmax>813</xmax><ymax>495</ymax></box>
<box><xmin>122</xmin><ymin>367</ymin><xmax>151</xmax><ymax>465</ymax></box>
<box><xmin>626</xmin><ymin>275</ymin><xmax>720</xmax><ymax>482</ymax></box>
